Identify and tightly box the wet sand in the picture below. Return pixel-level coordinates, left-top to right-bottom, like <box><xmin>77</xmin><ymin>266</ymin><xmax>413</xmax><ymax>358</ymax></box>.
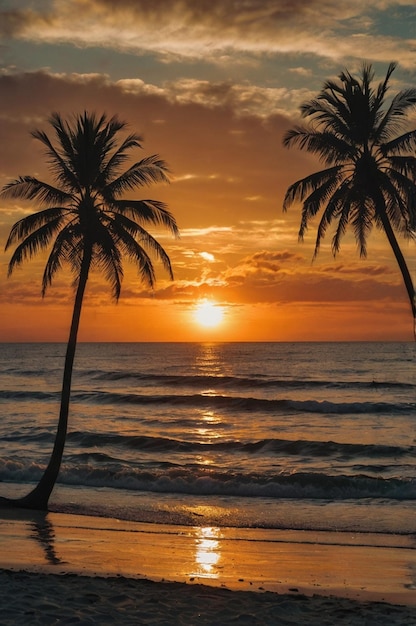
<box><xmin>1</xmin><ymin>509</ymin><xmax>415</xmax><ymax>624</ymax></box>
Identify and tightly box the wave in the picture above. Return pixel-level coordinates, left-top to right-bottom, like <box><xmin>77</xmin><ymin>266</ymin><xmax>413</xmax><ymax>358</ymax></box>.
<box><xmin>2</xmin><ymin>388</ymin><xmax>413</xmax><ymax>416</ymax></box>
<box><xmin>0</xmin><ymin>390</ymin><xmax>58</xmax><ymax>401</ymax></box>
<box><xmin>72</xmin><ymin>468</ymin><xmax>416</xmax><ymax>502</ymax></box>
<box><xmin>66</xmin><ymin>432</ymin><xmax>416</xmax><ymax>462</ymax></box>
<box><xmin>0</xmin><ymin>382</ymin><xmax>416</xmax><ymax>415</ymax></box>
<box><xmin>87</xmin><ymin>370</ymin><xmax>415</xmax><ymax>391</ymax></box>
<box><xmin>1</xmin><ymin>459</ymin><xmax>414</xmax><ymax>501</ymax></box>
<box><xmin>67</xmin><ymin>390</ymin><xmax>416</xmax><ymax>416</ymax></box>
<box><xmin>7</xmin><ymin>364</ymin><xmax>414</xmax><ymax>393</ymax></box>
<box><xmin>4</xmin><ymin>429</ymin><xmax>415</xmax><ymax>461</ymax></box>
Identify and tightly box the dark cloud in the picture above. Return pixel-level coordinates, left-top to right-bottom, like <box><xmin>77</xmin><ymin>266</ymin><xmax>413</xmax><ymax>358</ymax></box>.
<box><xmin>247</xmin><ymin>250</ymin><xmax>304</xmax><ymax>265</ymax></box>
<box><xmin>0</xmin><ymin>9</ymin><xmax>31</xmax><ymax>37</ymax></box>
<box><xmin>320</xmin><ymin>263</ymin><xmax>395</xmax><ymax>276</ymax></box>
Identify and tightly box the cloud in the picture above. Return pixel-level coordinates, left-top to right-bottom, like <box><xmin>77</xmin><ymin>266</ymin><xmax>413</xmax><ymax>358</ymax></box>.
<box><xmin>0</xmin><ymin>70</ymin><xmax>296</xmax><ymax>197</ymax></box>
<box><xmin>93</xmin><ymin>245</ymin><xmax>401</xmax><ymax>312</ymax></box>
<box><xmin>319</xmin><ymin>262</ymin><xmax>396</xmax><ymax>277</ymax></box>
<box><xmin>116</xmin><ymin>76</ymin><xmax>308</xmax><ymax>119</ymax></box>
<box><xmin>2</xmin><ymin>0</ymin><xmax>416</xmax><ymax>68</ymax></box>
<box><xmin>222</xmin><ymin>250</ymin><xmax>304</xmax><ymax>287</ymax></box>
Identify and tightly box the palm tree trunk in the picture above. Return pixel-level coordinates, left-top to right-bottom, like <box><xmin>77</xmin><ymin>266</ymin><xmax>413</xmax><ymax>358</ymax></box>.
<box><xmin>2</xmin><ymin>250</ymin><xmax>92</xmax><ymax>510</ymax></box>
<box><xmin>379</xmin><ymin>209</ymin><xmax>416</xmax><ymax>339</ymax></box>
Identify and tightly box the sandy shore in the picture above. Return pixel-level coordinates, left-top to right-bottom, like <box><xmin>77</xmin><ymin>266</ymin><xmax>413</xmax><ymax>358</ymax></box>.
<box><xmin>2</xmin><ymin>569</ymin><xmax>416</xmax><ymax>626</ymax></box>
<box><xmin>1</xmin><ymin>508</ymin><xmax>415</xmax><ymax>624</ymax></box>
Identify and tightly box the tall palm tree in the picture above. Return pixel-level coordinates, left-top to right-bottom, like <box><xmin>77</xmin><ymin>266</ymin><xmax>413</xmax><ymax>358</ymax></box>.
<box><xmin>0</xmin><ymin>111</ymin><xmax>179</xmax><ymax>510</ymax></box>
<box><xmin>283</xmin><ymin>63</ymin><xmax>416</xmax><ymax>334</ymax></box>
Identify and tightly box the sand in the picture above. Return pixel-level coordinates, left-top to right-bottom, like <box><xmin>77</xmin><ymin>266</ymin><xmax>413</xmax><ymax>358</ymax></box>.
<box><xmin>1</xmin><ymin>508</ymin><xmax>415</xmax><ymax>625</ymax></box>
<box><xmin>2</xmin><ymin>569</ymin><xmax>416</xmax><ymax>626</ymax></box>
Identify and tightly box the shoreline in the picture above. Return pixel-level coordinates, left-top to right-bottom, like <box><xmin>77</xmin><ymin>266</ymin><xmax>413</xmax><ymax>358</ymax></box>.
<box><xmin>1</xmin><ymin>508</ymin><xmax>416</xmax><ymax>624</ymax></box>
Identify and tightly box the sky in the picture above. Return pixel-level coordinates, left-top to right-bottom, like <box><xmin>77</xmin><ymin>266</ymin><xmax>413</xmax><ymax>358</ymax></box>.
<box><xmin>0</xmin><ymin>0</ymin><xmax>415</xmax><ymax>342</ymax></box>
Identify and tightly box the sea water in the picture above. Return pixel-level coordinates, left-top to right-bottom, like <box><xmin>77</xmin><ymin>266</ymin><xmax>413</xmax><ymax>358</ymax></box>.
<box><xmin>0</xmin><ymin>342</ymin><xmax>415</xmax><ymax>535</ymax></box>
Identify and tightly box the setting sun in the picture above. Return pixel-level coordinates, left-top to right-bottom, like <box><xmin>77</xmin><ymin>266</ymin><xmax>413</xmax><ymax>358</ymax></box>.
<box><xmin>194</xmin><ymin>300</ymin><xmax>224</xmax><ymax>328</ymax></box>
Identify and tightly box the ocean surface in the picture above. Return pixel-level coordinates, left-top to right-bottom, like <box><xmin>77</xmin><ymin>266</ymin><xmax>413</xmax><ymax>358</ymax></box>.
<box><xmin>0</xmin><ymin>342</ymin><xmax>415</xmax><ymax>535</ymax></box>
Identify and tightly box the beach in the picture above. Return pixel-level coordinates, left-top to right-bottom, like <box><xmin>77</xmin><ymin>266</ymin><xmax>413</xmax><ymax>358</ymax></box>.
<box><xmin>1</xmin><ymin>342</ymin><xmax>415</xmax><ymax>623</ymax></box>
<box><xmin>1</xmin><ymin>508</ymin><xmax>415</xmax><ymax>625</ymax></box>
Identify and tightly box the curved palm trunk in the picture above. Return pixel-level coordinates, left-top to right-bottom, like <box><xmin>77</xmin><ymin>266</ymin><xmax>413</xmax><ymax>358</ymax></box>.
<box><xmin>1</xmin><ymin>251</ymin><xmax>91</xmax><ymax>510</ymax></box>
<box><xmin>379</xmin><ymin>209</ymin><xmax>416</xmax><ymax>339</ymax></box>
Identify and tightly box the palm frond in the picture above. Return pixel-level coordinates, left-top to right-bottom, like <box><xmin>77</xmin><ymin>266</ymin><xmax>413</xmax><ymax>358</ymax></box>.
<box><xmin>301</xmin><ymin>177</ymin><xmax>346</xmax><ymax>237</ymax></box>
<box><xmin>42</xmin><ymin>225</ymin><xmax>81</xmax><ymax>294</ymax></box>
<box><xmin>376</xmin><ymin>88</ymin><xmax>416</xmax><ymax>142</ymax></box>
<box><xmin>350</xmin><ymin>197</ymin><xmax>375</xmax><ymax>257</ymax></box>
<box><xmin>32</xmin><ymin>122</ymin><xmax>80</xmax><ymax>191</ymax></box>
<box><xmin>106</xmin><ymin>156</ymin><xmax>170</xmax><ymax>196</ymax></box>
<box><xmin>307</xmin><ymin>181</ymin><xmax>351</xmax><ymax>255</ymax></box>
<box><xmin>379</xmin><ymin>169</ymin><xmax>416</xmax><ymax>231</ymax></box>
<box><xmin>283</xmin><ymin>167</ymin><xmax>343</xmax><ymax>210</ymax></box>
<box><xmin>1</xmin><ymin>176</ymin><xmax>73</xmax><ymax>206</ymax></box>
<box><xmin>330</xmin><ymin>196</ymin><xmax>352</xmax><ymax>256</ymax></box>
<box><xmin>5</xmin><ymin>207</ymin><xmax>68</xmax><ymax>249</ymax></box>
<box><xmin>8</xmin><ymin>216</ymin><xmax>68</xmax><ymax>276</ymax></box>
<box><xmin>106</xmin><ymin>217</ymin><xmax>157</xmax><ymax>287</ymax></box>
<box><xmin>384</xmin><ymin>155</ymin><xmax>416</xmax><ymax>179</ymax></box>
<box><xmin>304</xmin><ymin>92</ymin><xmax>353</xmax><ymax>139</ymax></box>
<box><xmin>283</xmin><ymin>127</ymin><xmax>354</xmax><ymax>164</ymax></box>
<box><xmin>92</xmin><ymin>225</ymin><xmax>124</xmax><ymax>300</ymax></box>
<box><xmin>371</xmin><ymin>62</ymin><xmax>395</xmax><ymax>135</ymax></box>
<box><xmin>109</xmin><ymin>199</ymin><xmax>179</xmax><ymax>237</ymax></box>
<box><xmin>382</xmin><ymin>129</ymin><xmax>416</xmax><ymax>156</ymax></box>
<box><xmin>48</xmin><ymin>112</ymin><xmax>77</xmax><ymax>163</ymax></box>
<box><xmin>109</xmin><ymin>213</ymin><xmax>174</xmax><ymax>281</ymax></box>
<box><xmin>97</xmin><ymin>132</ymin><xmax>143</xmax><ymax>186</ymax></box>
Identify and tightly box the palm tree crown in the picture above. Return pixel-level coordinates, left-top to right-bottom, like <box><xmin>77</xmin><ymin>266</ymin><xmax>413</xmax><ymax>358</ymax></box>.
<box><xmin>283</xmin><ymin>63</ymin><xmax>416</xmax><ymax>326</ymax></box>
<box><xmin>3</xmin><ymin>111</ymin><xmax>179</xmax><ymax>297</ymax></box>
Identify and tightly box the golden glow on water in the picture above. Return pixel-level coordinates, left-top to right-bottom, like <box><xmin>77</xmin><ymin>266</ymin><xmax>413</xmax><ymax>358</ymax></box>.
<box><xmin>200</xmin><ymin>410</ymin><xmax>219</xmax><ymax>423</ymax></box>
<box><xmin>194</xmin><ymin>343</ymin><xmax>232</xmax><ymax>376</ymax></box>
<box><xmin>195</xmin><ymin>410</ymin><xmax>223</xmax><ymax>443</ymax></box>
<box><xmin>193</xmin><ymin>526</ymin><xmax>222</xmax><ymax>577</ymax></box>
<box><xmin>195</xmin><ymin>457</ymin><xmax>213</xmax><ymax>466</ymax></box>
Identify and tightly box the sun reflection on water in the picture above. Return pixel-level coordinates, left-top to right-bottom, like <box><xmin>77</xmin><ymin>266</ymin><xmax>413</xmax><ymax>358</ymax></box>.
<box><xmin>201</xmin><ymin>410</ymin><xmax>221</xmax><ymax>423</ymax></box>
<box><xmin>194</xmin><ymin>343</ymin><xmax>233</xmax><ymax>377</ymax></box>
<box><xmin>192</xmin><ymin>410</ymin><xmax>225</xmax><ymax>452</ymax></box>
<box><xmin>193</xmin><ymin>526</ymin><xmax>222</xmax><ymax>578</ymax></box>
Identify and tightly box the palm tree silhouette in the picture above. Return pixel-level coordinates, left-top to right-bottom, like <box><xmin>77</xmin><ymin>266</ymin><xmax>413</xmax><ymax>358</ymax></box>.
<box><xmin>283</xmin><ymin>63</ymin><xmax>416</xmax><ymax>334</ymax></box>
<box><xmin>1</xmin><ymin>112</ymin><xmax>179</xmax><ymax>510</ymax></box>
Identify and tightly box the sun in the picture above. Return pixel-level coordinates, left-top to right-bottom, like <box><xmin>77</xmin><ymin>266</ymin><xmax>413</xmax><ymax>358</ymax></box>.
<box><xmin>194</xmin><ymin>300</ymin><xmax>224</xmax><ymax>328</ymax></box>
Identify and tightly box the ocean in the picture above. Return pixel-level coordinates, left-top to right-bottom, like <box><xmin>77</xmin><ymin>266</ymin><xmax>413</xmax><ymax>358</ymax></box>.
<box><xmin>0</xmin><ymin>341</ymin><xmax>415</xmax><ymax>536</ymax></box>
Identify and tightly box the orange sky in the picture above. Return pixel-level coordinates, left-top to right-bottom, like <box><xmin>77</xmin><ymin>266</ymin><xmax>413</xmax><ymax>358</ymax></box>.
<box><xmin>0</xmin><ymin>1</ymin><xmax>415</xmax><ymax>341</ymax></box>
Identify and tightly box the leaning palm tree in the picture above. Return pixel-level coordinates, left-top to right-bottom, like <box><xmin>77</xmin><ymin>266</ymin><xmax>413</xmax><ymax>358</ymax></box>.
<box><xmin>0</xmin><ymin>111</ymin><xmax>179</xmax><ymax>510</ymax></box>
<box><xmin>283</xmin><ymin>62</ymin><xmax>416</xmax><ymax>334</ymax></box>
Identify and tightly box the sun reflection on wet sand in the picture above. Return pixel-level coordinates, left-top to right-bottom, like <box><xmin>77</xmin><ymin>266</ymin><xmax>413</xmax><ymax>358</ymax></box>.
<box><xmin>1</xmin><ymin>511</ymin><xmax>415</xmax><ymax>606</ymax></box>
<box><xmin>193</xmin><ymin>526</ymin><xmax>222</xmax><ymax>578</ymax></box>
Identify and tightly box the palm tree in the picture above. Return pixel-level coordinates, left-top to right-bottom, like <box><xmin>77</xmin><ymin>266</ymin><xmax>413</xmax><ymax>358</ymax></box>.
<box><xmin>0</xmin><ymin>111</ymin><xmax>179</xmax><ymax>510</ymax></box>
<box><xmin>282</xmin><ymin>63</ymin><xmax>416</xmax><ymax>334</ymax></box>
